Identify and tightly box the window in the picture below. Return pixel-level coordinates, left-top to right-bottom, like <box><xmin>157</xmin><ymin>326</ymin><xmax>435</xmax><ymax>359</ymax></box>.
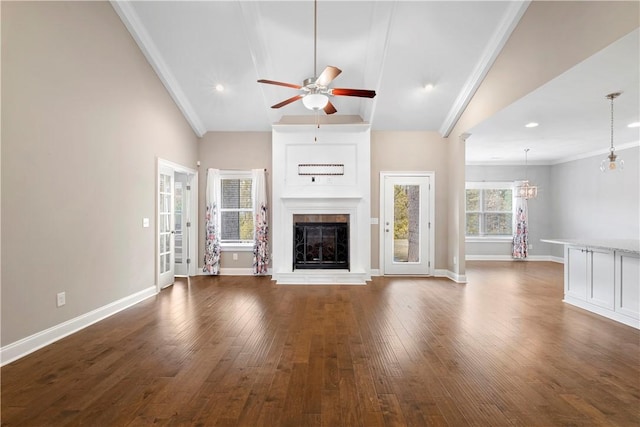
<box><xmin>220</xmin><ymin>173</ymin><xmax>254</xmax><ymax>248</ymax></box>
<box><xmin>466</xmin><ymin>182</ymin><xmax>513</xmax><ymax>238</ymax></box>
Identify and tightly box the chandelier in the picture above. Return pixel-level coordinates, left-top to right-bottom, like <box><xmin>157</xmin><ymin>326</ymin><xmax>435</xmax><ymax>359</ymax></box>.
<box><xmin>600</xmin><ymin>92</ymin><xmax>624</xmax><ymax>172</ymax></box>
<box><xmin>516</xmin><ymin>148</ymin><xmax>538</xmax><ymax>199</ymax></box>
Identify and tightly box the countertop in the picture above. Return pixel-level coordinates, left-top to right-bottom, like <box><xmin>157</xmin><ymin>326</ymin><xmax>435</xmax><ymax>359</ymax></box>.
<box><xmin>541</xmin><ymin>238</ymin><xmax>640</xmax><ymax>254</ymax></box>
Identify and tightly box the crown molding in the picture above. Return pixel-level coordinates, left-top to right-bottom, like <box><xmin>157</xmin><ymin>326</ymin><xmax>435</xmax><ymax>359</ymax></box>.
<box><xmin>110</xmin><ymin>1</ymin><xmax>206</xmax><ymax>137</ymax></box>
<box><xmin>550</xmin><ymin>140</ymin><xmax>640</xmax><ymax>165</ymax></box>
<box><xmin>439</xmin><ymin>1</ymin><xmax>531</xmax><ymax>138</ymax></box>
<box><xmin>466</xmin><ymin>140</ymin><xmax>639</xmax><ymax>166</ymax></box>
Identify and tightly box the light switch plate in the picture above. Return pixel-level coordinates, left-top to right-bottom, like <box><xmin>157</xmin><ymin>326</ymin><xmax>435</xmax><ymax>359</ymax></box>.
<box><xmin>143</xmin><ymin>218</ymin><xmax>150</xmax><ymax>228</ymax></box>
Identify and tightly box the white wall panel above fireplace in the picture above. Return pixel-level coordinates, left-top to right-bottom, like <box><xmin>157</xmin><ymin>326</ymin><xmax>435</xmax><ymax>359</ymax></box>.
<box><xmin>272</xmin><ymin>123</ymin><xmax>372</xmax><ymax>284</ymax></box>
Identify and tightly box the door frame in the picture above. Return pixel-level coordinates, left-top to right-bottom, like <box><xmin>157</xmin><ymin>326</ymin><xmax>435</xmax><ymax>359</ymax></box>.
<box><xmin>379</xmin><ymin>171</ymin><xmax>435</xmax><ymax>276</ymax></box>
<box><xmin>157</xmin><ymin>158</ymin><xmax>198</xmax><ymax>292</ymax></box>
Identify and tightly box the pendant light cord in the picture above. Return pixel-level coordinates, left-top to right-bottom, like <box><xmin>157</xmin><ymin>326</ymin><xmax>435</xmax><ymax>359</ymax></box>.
<box><xmin>610</xmin><ymin>94</ymin><xmax>614</xmax><ymax>153</ymax></box>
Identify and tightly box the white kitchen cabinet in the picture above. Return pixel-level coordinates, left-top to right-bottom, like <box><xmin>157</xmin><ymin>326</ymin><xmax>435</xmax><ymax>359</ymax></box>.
<box><xmin>616</xmin><ymin>251</ymin><xmax>640</xmax><ymax>320</ymax></box>
<box><xmin>544</xmin><ymin>239</ymin><xmax>639</xmax><ymax>329</ymax></box>
<box><xmin>565</xmin><ymin>246</ymin><xmax>614</xmax><ymax>309</ymax></box>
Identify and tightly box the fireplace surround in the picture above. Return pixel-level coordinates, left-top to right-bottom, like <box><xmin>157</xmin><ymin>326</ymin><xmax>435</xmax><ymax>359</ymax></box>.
<box><xmin>271</xmin><ymin>122</ymin><xmax>371</xmax><ymax>284</ymax></box>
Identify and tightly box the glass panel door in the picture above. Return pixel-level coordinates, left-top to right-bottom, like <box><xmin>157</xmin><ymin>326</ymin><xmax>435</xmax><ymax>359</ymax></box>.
<box><xmin>158</xmin><ymin>165</ymin><xmax>174</xmax><ymax>288</ymax></box>
<box><xmin>383</xmin><ymin>175</ymin><xmax>431</xmax><ymax>275</ymax></box>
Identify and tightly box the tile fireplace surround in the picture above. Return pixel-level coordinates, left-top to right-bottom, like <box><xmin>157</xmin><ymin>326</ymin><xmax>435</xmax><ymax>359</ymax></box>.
<box><xmin>271</xmin><ymin>122</ymin><xmax>371</xmax><ymax>284</ymax></box>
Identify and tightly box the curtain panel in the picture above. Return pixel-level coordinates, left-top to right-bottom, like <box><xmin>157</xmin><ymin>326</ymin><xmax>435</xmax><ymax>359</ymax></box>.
<box><xmin>252</xmin><ymin>169</ymin><xmax>269</xmax><ymax>275</ymax></box>
<box><xmin>512</xmin><ymin>180</ymin><xmax>529</xmax><ymax>259</ymax></box>
<box><xmin>203</xmin><ymin>168</ymin><xmax>221</xmax><ymax>274</ymax></box>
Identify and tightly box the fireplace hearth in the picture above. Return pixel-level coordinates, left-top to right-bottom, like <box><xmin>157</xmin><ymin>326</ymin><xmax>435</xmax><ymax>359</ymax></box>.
<box><xmin>293</xmin><ymin>222</ymin><xmax>349</xmax><ymax>270</ymax></box>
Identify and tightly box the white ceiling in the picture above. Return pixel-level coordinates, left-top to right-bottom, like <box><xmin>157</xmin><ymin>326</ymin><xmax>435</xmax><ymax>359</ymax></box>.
<box><xmin>112</xmin><ymin>1</ymin><xmax>639</xmax><ymax>164</ymax></box>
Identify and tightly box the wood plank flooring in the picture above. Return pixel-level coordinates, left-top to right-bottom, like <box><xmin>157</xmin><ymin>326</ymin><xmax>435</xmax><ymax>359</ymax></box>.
<box><xmin>2</xmin><ymin>261</ymin><xmax>639</xmax><ymax>426</ymax></box>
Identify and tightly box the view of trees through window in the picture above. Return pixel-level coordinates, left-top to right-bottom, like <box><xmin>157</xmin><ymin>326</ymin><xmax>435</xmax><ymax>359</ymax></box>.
<box><xmin>221</xmin><ymin>178</ymin><xmax>253</xmax><ymax>242</ymax></box>
<box><xmin>393</xmin><ymin>185</ymin><xmax>420</xmax><ymax>262</ymax></box>
<box><xmin>466</xmin><ymin>186</ymin><xmax>513</xmax><ymax>236</ymax></box>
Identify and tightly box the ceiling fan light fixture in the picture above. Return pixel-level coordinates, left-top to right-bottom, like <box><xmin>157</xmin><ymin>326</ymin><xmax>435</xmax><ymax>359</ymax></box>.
<box><xmin>303</xmin><ymin>93</ymin><xmax>329</xmax><ymax>111</ymax></box>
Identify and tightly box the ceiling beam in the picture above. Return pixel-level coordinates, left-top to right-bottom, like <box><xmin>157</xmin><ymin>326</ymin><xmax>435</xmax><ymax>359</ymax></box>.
<box><xmin>439</xmin><ymin>0</ymin><xmax>530</xmax><ymax>138</ymax></box>
<box><xmin>110</xmin><ymin>0</ymin><xmax>206</xmax><ymax>137</ymax></box>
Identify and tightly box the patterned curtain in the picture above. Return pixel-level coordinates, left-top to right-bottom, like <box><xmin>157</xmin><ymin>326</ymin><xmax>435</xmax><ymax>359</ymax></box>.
<box><xmin>252</xmin><ymin>169</ymin><xmax>269</xmax><ymax>275</ymax></box>
<box><xmin>512</xmin><ymin>180</ymin><xmax>529</xmax><ymax>259</ymax></box>
<box><xmin>203</xmin><ymin>168</ymin><xmax>221</xmax><ymax>274</ymax></box>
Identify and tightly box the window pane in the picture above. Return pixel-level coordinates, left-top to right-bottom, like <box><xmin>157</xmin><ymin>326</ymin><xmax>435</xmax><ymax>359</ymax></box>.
<box><xmin>483</xmin><ymin>189</ymin><xmax>512</xmax><ymax>212</ymax></box>
<box><xmin>484</xmin><ymin>213</ymin><xmax>512</xmax><ymax>235</ymax></box>
<box><xmin>466</xmin><ymin>213</ymin><xmax>480</xmax><ymax>236</ymax></box>
<box><xmin>466</xmin><ymin>189</ymin><xmax>480</xmax><ymax>211</ymax></box>
<box><xmin>221</xmin><ymin>211</ymin><xmax>254</xmax><ymax>241</ymax></box>
<box><xmin>393</xmin><ymin>185</ymin><xmax>420</xmax><ymax>263</ymax></box>
<box><xmin>221</xmin><ymin>179</ymin><xmax>252</xmax><ymax>209</ymax></box>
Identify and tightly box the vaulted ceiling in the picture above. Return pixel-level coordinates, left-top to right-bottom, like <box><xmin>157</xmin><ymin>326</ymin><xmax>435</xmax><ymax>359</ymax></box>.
<box><xmin>112</xmin><ymin>1</ymin><xmax>639</xmax><ymax>164</ymax></box>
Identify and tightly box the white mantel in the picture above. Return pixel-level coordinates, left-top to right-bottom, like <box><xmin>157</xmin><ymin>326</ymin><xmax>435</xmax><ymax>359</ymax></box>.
<box><xmin>271</xmin><ymin>123</ymin><xmax>371</xmax><ymax>284</ymax></box>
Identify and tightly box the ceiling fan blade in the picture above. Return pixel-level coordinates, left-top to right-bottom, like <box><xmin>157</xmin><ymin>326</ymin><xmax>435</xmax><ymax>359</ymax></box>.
<box><xmin>316</xmin><ymin>66</ymin><xmax>342</xmax><ymax>87</ymax></box>
<box><xmin>258</xmin><ymin>79</ymin><xmax>302</xmax><ymax>90</ymax></box>
<box><xmin>271</xmin><ymin>94</ymin><xmax>303</xmax><ymax>109</ymax></box>
<box><xmin>323</xmin><ymin>101</ymin><xmax>337</xmax><ymax>115</ymax></box>
<box><xmin>331</xmin><ymin>88</ymin><xmax>376</xmax><ymax>98</ymax></box>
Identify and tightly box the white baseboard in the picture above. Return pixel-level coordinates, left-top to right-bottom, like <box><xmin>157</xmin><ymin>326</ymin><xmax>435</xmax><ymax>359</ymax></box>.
<box><xmin>466</xmin><ymin>255</ymin><xmax>564</xmax><ymax>263</ymax></box>
<box><xmin>0</xmin><ymin>286</ymin><xmax>157</xmax><ymax>367</ymax></box>
<box><xmin>434</xmin><ymin>269</ymin><xmax>467</xmax><ymax>283</ymax></box>
<box><xmin>197</xmin><ymin>267</ymin><xmax>273</xmax><ymax>276</ymax></box>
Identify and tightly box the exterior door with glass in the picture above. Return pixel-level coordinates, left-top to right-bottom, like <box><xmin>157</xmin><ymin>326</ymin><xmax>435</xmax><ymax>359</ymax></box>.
<box><xmin>158</xmin><ymin>165</ymin><xmax>175</xmax><ymax>288</ymax></box>
<box><xmin>382</xmin><ymin>174</ymin><xmax>432</xmax><ymax>275</ymax></box>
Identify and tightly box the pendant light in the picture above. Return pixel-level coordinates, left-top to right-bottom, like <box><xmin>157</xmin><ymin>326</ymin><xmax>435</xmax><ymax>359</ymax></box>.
<box><xmin>600</xmin><ymin>92</ymin><xmax>624</xmax><ymax>172</ymax></box>
<box><xmin>516</xmin><ymin>148</ymin><xmax>538</xmax><ymax>199</ymax></box>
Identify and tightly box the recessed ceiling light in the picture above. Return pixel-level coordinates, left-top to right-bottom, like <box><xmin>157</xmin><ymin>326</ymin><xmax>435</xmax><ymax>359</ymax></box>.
<box><xmin>628</xmin><ymin>122</ymin><xmax>640</xmax><ymax>128</ymax></box>
<box><xmin>215</xmin><ymin>84</ymin><xmax>225</xmax><ymax>92</ymax></box>
<box><xmin>424</xmin><ymin>83</ymin><xmax>434</xmax><ymax>92</ymax></box>
<box><xmin>525</xmin><ymin>122</ymin><xmax>539</xmax><ymax>128</ymax></box>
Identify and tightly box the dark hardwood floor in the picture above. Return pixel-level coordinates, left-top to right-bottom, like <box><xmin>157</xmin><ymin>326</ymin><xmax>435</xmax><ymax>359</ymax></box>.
<box><xmin>2</xmin><ymin>261</ymin><xmax>639</xmax><ymax>426</ymax></box>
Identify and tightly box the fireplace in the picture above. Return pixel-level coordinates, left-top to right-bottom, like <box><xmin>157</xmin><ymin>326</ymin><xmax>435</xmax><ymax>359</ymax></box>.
<box><xmin>293</xmin><ymin>222</ymin><xmax>349</xmax><ymax>270</ymax></box>
<box><xmin>271</xmin><ymin>124</ymin><xmax>371</xmax><ymax>284</ymax></box>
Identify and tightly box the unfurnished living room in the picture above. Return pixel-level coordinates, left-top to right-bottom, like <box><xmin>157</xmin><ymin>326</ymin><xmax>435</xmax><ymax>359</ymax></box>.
<box><xmin>1</xmin><ymin>1</ymin><xmax>639</xmax><ymax>426</ymax></box>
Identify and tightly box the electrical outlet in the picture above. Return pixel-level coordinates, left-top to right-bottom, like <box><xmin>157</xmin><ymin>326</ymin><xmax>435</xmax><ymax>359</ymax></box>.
<box><xmin>529</xmin><ymin>244</ymin><xmax>534</xmax><ymax>250</ymax></box>
<box><xmin>56</xmin><ymin>292</ymin><xmax>66</xmax><ymax>307</ymax></box>
<box><xmin>233</xmin><ymin>253</ymin><xmax>238</xmax><ymax>261</ymax></box>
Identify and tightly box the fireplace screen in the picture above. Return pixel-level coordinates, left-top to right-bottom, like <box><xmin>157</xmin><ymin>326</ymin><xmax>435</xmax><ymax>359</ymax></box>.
<box><xmin>293</xmin><ymin>222</ymin><xmax>349</xmax><ymax>270</ymax></box>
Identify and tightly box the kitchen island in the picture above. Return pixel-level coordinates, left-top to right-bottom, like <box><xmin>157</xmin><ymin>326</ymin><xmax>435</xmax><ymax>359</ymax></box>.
<box><xmin>542</xmin><ymin>238</ymin><xmax>639</xmax><ymax>329</ymax></box>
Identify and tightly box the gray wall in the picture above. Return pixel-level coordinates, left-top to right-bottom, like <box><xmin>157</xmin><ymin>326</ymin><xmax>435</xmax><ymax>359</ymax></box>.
<box><xmin>1</xmin><ymin>2</ymin><xmax>198</xmax><ymax>346</ymax></box>
<box><xmin>465</xmin><ymin>165</ymin><xmax>553</xmax><ymax>258</ymax></box>
<box><xmin>466</xmin><ymin>146</ymin><xmax>639</xmax><ymax>259</ymax></box>
<box><xmin>550</xmin><ymin>146</ymin><xmax>639</xmax><ymax>257</ymax></box>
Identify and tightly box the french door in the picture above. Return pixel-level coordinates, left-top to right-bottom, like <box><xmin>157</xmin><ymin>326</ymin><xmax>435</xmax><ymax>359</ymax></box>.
<box><xmin>174</xmin><ymin>172</ymin><xmax>191</xmax><ymax>276</ymax></box>
<box><xmin>158</xmin><ymin>165</ymin><xmax>175</xmax><ymax>289</ymax></box>
<box><xmin>381</xmin><ymin>173</ymin><xmax>433</xmax><ymax>275</ymax></box>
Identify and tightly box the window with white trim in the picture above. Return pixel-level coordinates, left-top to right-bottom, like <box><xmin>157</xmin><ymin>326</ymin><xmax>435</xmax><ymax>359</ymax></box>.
<box><xmin>465</xmin><ymin>182</ymin><xmax>513</xmax><ymax>238</ymax></box>
<box><xmin>220</xmin><ymin>172</ymin><xmax>254</xmax><ymax>249</ymax></box>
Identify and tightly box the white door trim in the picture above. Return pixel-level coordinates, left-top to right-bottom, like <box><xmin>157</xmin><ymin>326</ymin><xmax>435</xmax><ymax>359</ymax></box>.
<box><xmin>157</xmin><ymin>158</ymin><xmax>198</xmax><ymax>292</ymax></box>
<box><xmin>379</xmin><ymin>171</ymin><xmax>435</xmax><ymax>276</ymax></box>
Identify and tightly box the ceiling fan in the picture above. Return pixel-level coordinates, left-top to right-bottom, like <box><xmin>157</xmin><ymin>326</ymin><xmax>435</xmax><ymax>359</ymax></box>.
<box><xmin>257</xmin><ymin>0</ymin><xmax>376</xmax><ymax>115</ymax></box>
